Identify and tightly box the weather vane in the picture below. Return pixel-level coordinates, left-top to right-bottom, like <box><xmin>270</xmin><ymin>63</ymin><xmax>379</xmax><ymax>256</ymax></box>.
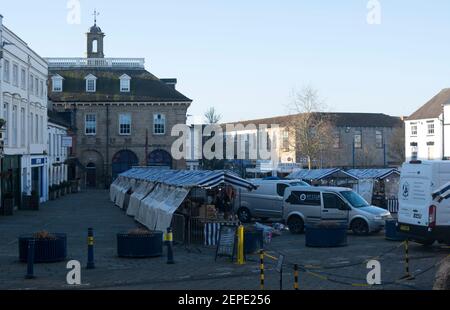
<box><xmin>93</xmin><ymin>9</ymin><xmax>100</xmax><ymax>25</ymax></box>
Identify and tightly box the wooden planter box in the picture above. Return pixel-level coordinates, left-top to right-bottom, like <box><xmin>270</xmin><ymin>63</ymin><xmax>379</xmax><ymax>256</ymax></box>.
<box><xmin>117</xmin><ymin>231</ymin><xmax>163</xmax><ymax>258</ymax></box>
<box><xmin>305</xmin><ymin>222</ymin><xmax>348</xmax><ymax>248</ymax></box>
<box><xmin>19</xmin><ymin>233</ymin><xmax>67</xmax><ymax>263</ymax></box>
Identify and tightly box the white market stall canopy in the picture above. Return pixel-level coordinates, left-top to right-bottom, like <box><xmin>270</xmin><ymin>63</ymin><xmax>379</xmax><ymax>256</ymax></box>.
<box><xmin>111</xmin><ymin>168</ymin><xmax>258</xmax><ymax>232</ymax></box>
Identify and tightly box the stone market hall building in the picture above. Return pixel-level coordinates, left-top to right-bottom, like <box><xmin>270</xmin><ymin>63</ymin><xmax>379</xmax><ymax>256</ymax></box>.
<box><xmin>46</xmin><ymin>21</ymin><xmax>192</xmax><ymax>188</ymax></box>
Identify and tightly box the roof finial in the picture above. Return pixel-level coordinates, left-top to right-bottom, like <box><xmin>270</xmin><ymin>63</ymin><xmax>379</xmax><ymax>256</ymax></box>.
<box><xmin>93</xmin><ymin>9</ymin><xmax>100</xmax><ymax>25</ymax></box>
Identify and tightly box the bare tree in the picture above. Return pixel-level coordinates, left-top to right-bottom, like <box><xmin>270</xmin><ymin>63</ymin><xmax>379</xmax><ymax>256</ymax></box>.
<box><xmin>286</xmin><ymin>86</ymin><xmax>334</xmax><ymax>170</ymax></box>
<box><xmin>355</xmin><ymin>146</ymin><xmax>377</xmax><ymax>168</ymax></box>
<box><xmin>388</xmin><ymin>126</ymin><xmax>405</xmax><ymax>165</ymax></box>
<box><xmin>204</xmin><ymin>107</ymin><xmax>222</xmax><ymax>124</ymax></box>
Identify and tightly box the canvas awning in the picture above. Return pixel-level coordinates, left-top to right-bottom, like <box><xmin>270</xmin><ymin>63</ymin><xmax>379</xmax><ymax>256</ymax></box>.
<box><xmin>126</xmin><ymin>181</ymin><xmax>156</xmax><ymax>217</ymax></box>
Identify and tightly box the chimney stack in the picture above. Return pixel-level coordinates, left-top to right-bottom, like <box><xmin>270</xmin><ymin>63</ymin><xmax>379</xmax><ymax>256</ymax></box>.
<box><xmin>161</xmin><ymin>78</ymin><xmax>177</xmax><ymax>90</ymax></box>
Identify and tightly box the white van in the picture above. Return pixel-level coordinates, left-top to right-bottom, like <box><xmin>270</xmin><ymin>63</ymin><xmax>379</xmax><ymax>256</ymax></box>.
<box><xmin>235</xmin><ymin>179</ymin><xmax>310</xmax><ymax>222</ymax></box>
<box><xmin>398</xmin><ymin>161</ymin><xmax>450</xmax><ymax>245</ymax></box>
<box><xmin>282</xmin><ymin>186</ymin><xmax>392</xmax><ymax>235</ymax></box>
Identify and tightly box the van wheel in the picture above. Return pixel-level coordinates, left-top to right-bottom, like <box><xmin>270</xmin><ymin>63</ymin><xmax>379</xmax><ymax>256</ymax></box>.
<box><xmin>237</xmin><ymin>208</ymin><xmax>252</xmax><ymax>223</ymax></box>
<box><xmin>351</xmin><ymin>219</ymin><xmax>369</xmax><ymax>236</ymax></box>
<box><xmin>288</xmin><ymin>216</ymin><xmax>304</xmax><ymax>234</ymax></box>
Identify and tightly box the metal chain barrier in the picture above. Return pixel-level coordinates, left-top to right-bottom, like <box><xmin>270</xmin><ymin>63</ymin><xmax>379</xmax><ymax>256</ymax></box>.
<box><xmin>260</xmin><ymin>241</ymin><xmax>450</xmax><ymax>290</ymax></box>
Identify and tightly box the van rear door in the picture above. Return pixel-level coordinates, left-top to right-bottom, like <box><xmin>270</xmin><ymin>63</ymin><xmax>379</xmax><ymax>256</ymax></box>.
<box><xmin>398</xmin><ymin>163</ymin><xmax>433</xmax><ymax>227</ymax></box>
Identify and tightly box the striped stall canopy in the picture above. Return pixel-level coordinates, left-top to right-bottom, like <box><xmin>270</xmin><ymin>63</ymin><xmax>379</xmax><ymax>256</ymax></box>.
<box><xmin>119</xmin><ymin>168</ymin><xmax>258</xmax><ymax>191</ymax></box>
<box><xmin>287</xmin><ymin>168</ymin><xmax>356</xmax><ymax>181</ymax></box>
<box><xmin>346</xmin><ymin>168</ymin><xmax>400</xmax><ymax>180</ymax></box>
<box><xmin>432</xmin><ymin>182</ymin><xmax>450</xmax><ymax>202</ymax></box>
<box><xmin>387</xmin><ymin>198</ymin><xmax>399</xmax><ymax>213</ymax></box>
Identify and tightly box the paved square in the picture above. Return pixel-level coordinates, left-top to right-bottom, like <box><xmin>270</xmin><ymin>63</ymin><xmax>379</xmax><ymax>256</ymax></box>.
<box><xmin>0</xmin><ymin>190</ymin><xmax>447</xmax><ymax>290</ymax></box>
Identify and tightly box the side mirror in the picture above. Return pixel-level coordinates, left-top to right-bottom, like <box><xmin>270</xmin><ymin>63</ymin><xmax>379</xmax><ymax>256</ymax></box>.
<box><xmin>339</xmin><ymin>204</ymin><xmax>351</xmax><ymax>211</ymax></box>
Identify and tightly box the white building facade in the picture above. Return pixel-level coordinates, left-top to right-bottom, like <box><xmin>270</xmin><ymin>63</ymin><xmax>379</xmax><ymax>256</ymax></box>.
<box><xmin>405</xmin><ymin>89</ymin><xmax>449</xmax><ymax>161</ymax></box>
<box><xmin>0</xmin><ymin>16</ymin><xmax>49</xmax><ymax>206</ymax></box>
<box><xmin>48</xmin><ymin>120</ymin><xmax>69</xmax><ymax>187</ymax></box>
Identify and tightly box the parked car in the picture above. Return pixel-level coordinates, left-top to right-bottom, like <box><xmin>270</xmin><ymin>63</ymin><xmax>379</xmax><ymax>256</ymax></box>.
<box><xmin>283</xmin><ymin>186</ymin><xmax>392</xmax><ymax>235</ymax></box>
<box><xmin>397</xmin><ymin>160</ymin><xmax>450</xmax><ymax>246</ymax></box>
<box><xmin>235</xmin><ymin>179</ymin><xmax>310</xmax><ymax>222</ymax></box>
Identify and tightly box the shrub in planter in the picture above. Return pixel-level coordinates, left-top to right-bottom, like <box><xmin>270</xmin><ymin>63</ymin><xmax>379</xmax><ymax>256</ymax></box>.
<box><xmin>19</xmin><ymin>231</ymin><xmax>67</xmax><ymax>263</ymax></box>
<box><xmin>305</xmin><ymin>221</ymin><xmax>348</xmax><ymax>248</ymax></box>
<box><xmin>117</xmin><ymin>228</ymin><xmax>163</xmax><ymax>258</ymax></box>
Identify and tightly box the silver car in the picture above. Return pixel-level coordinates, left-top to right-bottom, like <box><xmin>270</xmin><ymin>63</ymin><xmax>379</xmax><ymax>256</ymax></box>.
<box><xmin>235</xmin><ymin>179</ymin><xmax>310</xmax><ymax>222</ymax></box>
<box><xmin>283</xmin><ymin>186</ymin><xmax>392</xmax><ymax>235</ymax></box>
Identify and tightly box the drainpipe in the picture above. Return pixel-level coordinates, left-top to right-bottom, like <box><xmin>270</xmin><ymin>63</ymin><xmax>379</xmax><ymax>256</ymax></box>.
<box><xmin>0</xmin><ymin>14</ymin><xmax>3</xmax><ymax>204</ymax></box>
<box><xmin>443</xmin><ymin>105</ymin><xmax>446</xmax><ymax>160</ymax></box>
<box><xmin>105</xmin><ymin>105</ymin><xmax>110</xmax><ymax>188</ymax></box>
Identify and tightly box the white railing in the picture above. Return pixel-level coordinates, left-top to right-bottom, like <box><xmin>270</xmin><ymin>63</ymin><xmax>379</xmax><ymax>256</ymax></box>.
<box><xmin>45</xmin><ymin>57</ymin><xmax>145</xmax><ymax>69</ymax></box>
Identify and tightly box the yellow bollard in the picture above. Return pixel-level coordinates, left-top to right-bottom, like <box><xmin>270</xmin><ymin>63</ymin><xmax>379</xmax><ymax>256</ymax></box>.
<box><xmin>401</xmin><ymin>239</ymin><xmax>415</xmax><ymax>280</ymax></box>
<box><xmin>294</xmin><ymin>264</ymin><xmax>299</xmax><ymax>290</ymax></box>
<box><xmin>237</xmin><ymin>225</ymin><xmax>245</xmax><ymax>265</ymax></box>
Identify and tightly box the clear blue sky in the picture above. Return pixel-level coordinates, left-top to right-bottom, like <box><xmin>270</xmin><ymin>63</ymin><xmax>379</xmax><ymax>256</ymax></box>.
<box><xmin>1</xmin><ymin>0</ymin><xmax>449</xmax><ymax>122</ymax></box>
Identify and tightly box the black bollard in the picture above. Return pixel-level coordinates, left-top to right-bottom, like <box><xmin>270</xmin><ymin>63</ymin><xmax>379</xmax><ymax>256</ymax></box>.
<box><xmin>25</xmin><ymin>239</ymin><xmax>35</xmax><ymax>279</ymax></box>
<box><xmin>166</xmin><ymin>227</ymin><xmax>175</xmax><ymax>264</ymax></box>
<box><xmin>86</xmin><ymin>228</ymin><xmax>95</xmax><ymax>269</ymax></box>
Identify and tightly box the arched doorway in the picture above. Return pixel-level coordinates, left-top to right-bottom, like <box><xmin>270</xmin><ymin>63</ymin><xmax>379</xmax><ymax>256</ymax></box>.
<box><xmin>112</xmin><ymin>150</ymin><xmax>139</xmax><ymax>179</ymax></box>
<box><xmin>86</xmin><ymin>163</ymin><xmax>97</xmax><ymax>188</ymax></box>
<box><xmin>80</xmin><ymin>150</ymin><xmax>104</xmax><ymax>188</ymax></box>
<box><xmin>147</xmin><ymin>149</ymin><xmax>172</xmax><ymax>169</ymax></box>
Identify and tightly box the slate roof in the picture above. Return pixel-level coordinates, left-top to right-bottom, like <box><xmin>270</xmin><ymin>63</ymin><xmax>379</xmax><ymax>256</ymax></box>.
<box><xmin>225</xmin><ymin>113</ymin><xmax>403</xmax><ymax>128</ymax></box>
<box><xmin>408</xmin><ymin>88</ymin><xmax>450</xmax><ymax>120</ymax></box>
<box><xmin>48</xmin><ymin>68</ymin><xmax>192</xmax><ymax>103</ymax></box>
